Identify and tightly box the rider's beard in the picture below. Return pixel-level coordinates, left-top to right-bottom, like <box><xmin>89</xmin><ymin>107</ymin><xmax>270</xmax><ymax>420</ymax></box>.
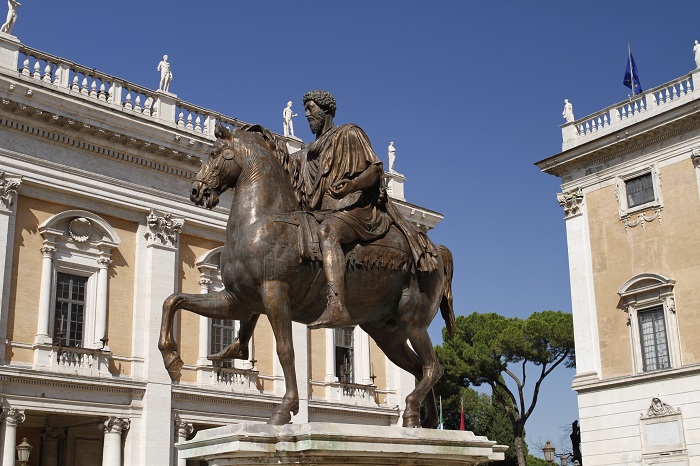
<box><xmin>308</xmin><ymin>116</ymin><xmax>324</xmax><ymax>136</ymax></box>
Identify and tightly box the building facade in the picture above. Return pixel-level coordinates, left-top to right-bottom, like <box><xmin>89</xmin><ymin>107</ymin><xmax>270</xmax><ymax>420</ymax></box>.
<box><xmin>0</xmin><ymin>29</ymin><xmax>443</xmax><ymax>466</ymax></box>
<box><xmin>537</xmin><ymin>60</ymin><xmax>700</xmax><ymax>465</ymax></box>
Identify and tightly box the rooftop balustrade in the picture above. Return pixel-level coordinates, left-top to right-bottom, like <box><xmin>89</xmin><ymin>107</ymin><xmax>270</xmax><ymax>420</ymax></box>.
<box><xmin>561</xmin><ymin>69</ymin><xmax>700</xmax><ymax>151</ymax></box>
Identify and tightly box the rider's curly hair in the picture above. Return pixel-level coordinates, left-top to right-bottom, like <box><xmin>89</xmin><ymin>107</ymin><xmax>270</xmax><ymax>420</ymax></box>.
<box><xmin>303</xmin><ymin>90</ymin><xmax>336</xmax><ymax>117</ymax></box>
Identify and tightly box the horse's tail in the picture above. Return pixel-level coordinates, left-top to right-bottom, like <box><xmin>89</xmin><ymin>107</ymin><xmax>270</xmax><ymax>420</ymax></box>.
<box><xmin>438</xmin><ymin>245</ymin><xmax>456</xmax><ymax>339</ymax></box>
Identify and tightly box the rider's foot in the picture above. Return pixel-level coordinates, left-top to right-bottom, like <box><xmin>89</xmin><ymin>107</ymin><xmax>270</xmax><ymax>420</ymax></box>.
<box><xmin>308</xmin><ymin>296</ymin><xmax>352</xmax><ymax>329</ymax></box>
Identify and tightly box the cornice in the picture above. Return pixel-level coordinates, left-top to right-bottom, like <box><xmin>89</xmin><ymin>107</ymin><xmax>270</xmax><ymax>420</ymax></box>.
<box><xmin>572</xmin><ymin>362</ymin><xmax>700</xmax><ymax>393</ymax></box>
<box><xmin>0</xmin><ymin>96</ymin><xmax>205</xmax><ymax>179</ymax></box>
<box><xmin>0</xmin><ymin>368</ymin><xmax>146</xmax><ymax>396</ymax></box>
<box><xmin>539</xmin><ymin>104</ymin><xmax>700</xmax><ymax>181</ymax></box>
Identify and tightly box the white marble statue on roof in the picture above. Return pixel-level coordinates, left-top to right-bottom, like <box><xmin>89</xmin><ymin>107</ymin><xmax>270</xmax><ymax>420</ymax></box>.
<box><xmin>562</xmin><ymin>99</ymin><xmax>574</xmax><ymax>123</ymax></box>
<box><xmin>157</xmin><ymin>55</ymin><xmax>172</xmax><ymax>92</ymax></box>
<box><xmin>388</xmin><ymin>141</ymin><xmax>396</xmax><ymax>173</ymax></box>
<box><xmin>694</xmin><ymin>40</ymin><xmax>700</xmax><ymax>69</ymax></box>
<box><xmin>0</xmin><ymin>0</ymin><xmax>21</xmax><ymax>35</ymax></box>
<box><xmin>283</xmin><ymin>101</ymin><xmax>297</xmax><ymax>137</ymax></box>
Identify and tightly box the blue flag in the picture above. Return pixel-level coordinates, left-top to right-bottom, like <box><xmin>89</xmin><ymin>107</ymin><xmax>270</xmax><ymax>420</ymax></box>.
<box><xmin>623</xmin><ymin>51</ymin><xmax>643</xmax><ymax>95</ymax></box>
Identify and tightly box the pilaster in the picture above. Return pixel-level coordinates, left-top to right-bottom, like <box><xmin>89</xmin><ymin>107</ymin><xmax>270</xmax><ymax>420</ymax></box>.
<box><xmin>0</xmin><ymin>172</ymin><xmax>20</xmax><ymax>363</ymax></box>
<box><xmin>101</xmin><ymin>417</ymin><xmax>130</xmax><ymax>466</ymax></box>
<box><xmin>175</xmin><ymin>417</ymin><xmax>194</xmax><ymax>466</ymax></box>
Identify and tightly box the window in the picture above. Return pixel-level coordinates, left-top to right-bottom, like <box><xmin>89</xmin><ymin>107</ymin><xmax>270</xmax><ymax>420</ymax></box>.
<box><xmin>618</xmin><ymin>274</ymin><xmax>679</xmax><ymax>374</ymax></box>
<box><xmin>335</xmin><ymin>327</ymin><xmax>354</xmax><ymax>384</ymax></box>
<box><xmin>53</xmin><ymin>273</ymin><xmax>87</xmax><ymax>347</ymax></box>
<box><xmin>210</xmin><ymin>319</ymin><xmax>235</xmax><ymax>369</ymax></box>
<box><xmin>625</xmin><ymin>173</ymin><xmax>655</xmax><ymax>208</ymax></box>
<box><xmin>616</xmin><ymin>165</ymin><xmax>663</xmax><ymax>224</ymax></box>
<box><xmin>638</xmin><ymin>306</ymin><xmax>670</xmax><ymax>372</ymax></box>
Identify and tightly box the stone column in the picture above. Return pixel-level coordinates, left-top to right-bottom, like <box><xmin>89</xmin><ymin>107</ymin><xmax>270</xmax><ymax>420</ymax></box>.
<box><xmin>35</xmin><ymin>239</ymin><xmax>57</xmax><ymax>345</ymax></box>
<box><xmin>197</xmin><ymin>277</ymin><xmax>211</xmax><ymax>368</ymax></box>
<box><xmin>94</xmin><ymin>254</ymin><xmax>112</xmax><ymax>349</ymax></box>
<box><xmin>324</xmin><ymin>328</ymin><xmax>336</xmax><ymax>400</ymax></box>
<box><xmin>0</xmin><ymin>172</ymin><xmax>20</xmax><ymax>363</ymax></box>
<box><xmin>136</xmin><ymin>209</ymin><xmax>184</xmax><ymax>466</ymax></box>
<box><xmin>1</xmin><ymin>408</ymin><xmax>25</xmax><ymax>466</ymax></box>
<box><xmin>175</xmin><ymin>418</ymin><xmax>194</xmax><ymax>466</ymax></box>
<box><xmin>557</xmin><ymin>189</ymin><xmax>601</xmax><ymax>381</ymax></box>
<box><xmin>40</xmin><ymin>427</ymin><xmax>65</xmax><ymax>466</ymax></box>
<box><xmin>356</xmin><ymin>328</ymin><xmax>372</xmax><ymax>385</ymax></box>
<box><xmin>101</xmin><ymin>417</ymin><xmax>130</xmax><ymax>466</ymax></box>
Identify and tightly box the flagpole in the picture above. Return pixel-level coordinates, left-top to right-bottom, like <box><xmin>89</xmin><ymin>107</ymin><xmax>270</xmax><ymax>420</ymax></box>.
<box><xmin>628</xmin><ymin>44</ymin><xmax>635</xmax><ymax>96</ymax></box>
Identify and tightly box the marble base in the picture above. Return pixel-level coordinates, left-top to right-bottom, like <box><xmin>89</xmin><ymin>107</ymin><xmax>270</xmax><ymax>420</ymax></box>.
<box><xmin>177</xmin><ymin>422</ymin><xmax>507</xmax><ymax>465</ymax></box>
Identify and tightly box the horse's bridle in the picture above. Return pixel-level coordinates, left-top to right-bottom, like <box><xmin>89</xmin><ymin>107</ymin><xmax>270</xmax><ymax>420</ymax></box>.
<box><xmin>196</xmin><ymin>141</ymin><xmax>242</xmax><ymax>190</ymax></box>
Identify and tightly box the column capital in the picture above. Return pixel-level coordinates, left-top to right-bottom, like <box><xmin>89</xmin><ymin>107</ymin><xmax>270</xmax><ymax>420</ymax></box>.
<box><xmin>145</xmin><ymin>208</ymin><xmax>184</xmax><ymax>248</ymax></box>
<box><xmin>1</xmin><ymin>407</ymin><xmax>26</xmax><ymax>426</ymax></box>
<box><xmin>102</xmin><ymin>416</ymin><xmax>130</xmax><ymax>434</ymax></box>
<box><xmin>41</xmin><ymin>426</ymin><xmax>66</xmax><ymax>441</ymax></box>
<box><xmin>97</xmin><ymin>256</ymin><xmax>113</xmax><ymax>267</ymax></box>
<box><xmin>557</xmin><ymin>188</ymin><xmax>584</xmax><ymax>219</ymax></box>
<box><xmin>0</xmin><ymin>171</ymin><xmax>20</xmax><ymax>212</ymax></box>
<box><xmin>175</xmin><ymin>418</ymin><xmax>194</xmax><ymax>438</ymax></box>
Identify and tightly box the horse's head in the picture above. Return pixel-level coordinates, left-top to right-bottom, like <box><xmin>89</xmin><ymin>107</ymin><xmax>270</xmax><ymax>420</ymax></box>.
<box><xmin>191</xmin><ymin>124</ymin><xmax>243</xmax><ymax>209</ymax></box>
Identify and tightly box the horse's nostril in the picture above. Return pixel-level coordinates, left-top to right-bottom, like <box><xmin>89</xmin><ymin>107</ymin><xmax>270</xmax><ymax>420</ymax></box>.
<box><xmin>191</xmin><ymin>188</ymin><xmax>198</xmax><ymax>197</ymax></box>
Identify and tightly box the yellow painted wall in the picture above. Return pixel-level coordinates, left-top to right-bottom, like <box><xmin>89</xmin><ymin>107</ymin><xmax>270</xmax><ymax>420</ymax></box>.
<box><xmin>370</xmin><ymin>339</ymin><xmax>387</xmax><ymax>404</ymax></box>
<box><xmin>588</xmin><ymin>159</ymin><xmax>700</xmax><ymax>378</ymax></box>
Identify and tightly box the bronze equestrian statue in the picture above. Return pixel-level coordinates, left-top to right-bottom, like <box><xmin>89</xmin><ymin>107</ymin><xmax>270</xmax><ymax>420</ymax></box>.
<box><xmin>159</xmin><ymin>90</ymin><xmax>455</xmax><ymax>428</ymax></box>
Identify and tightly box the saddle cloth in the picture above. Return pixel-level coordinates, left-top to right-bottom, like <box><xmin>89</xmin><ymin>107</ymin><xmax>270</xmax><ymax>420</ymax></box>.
<box><xmin>271</xmin><ymin>211</ymin><xmax>412</xmax><ymax>272</ymax></box>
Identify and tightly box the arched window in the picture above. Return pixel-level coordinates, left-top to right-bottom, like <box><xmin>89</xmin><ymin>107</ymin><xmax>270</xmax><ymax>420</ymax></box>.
<box><xmin>618</xmin><ymin>273</ymin><xmax>680</xmax><ymax>373</ymax></box>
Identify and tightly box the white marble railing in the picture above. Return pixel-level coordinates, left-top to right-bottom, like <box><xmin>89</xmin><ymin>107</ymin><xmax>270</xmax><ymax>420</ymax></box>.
<box><xmin>15</xmin><ymin>45</ymin><xmax>246</xmax><ymax>140</ymax></box>
<box><xmin>562</xmin><ymin>72</ymin><xmax>697</xmax><ymax>150</ymax></box>
<box><xmin>331</xmin><ymin>382</ymin><xmax>378</xmax><ymax>406</ymax></box>
<box><xmin>196</xmin><ymin>365</ymin><xmax>260</xmax><ymax>393</ymax></box>
<box><xmin>49</xmin><ymin>346</ymin><xmax>111</xmax><ymax>374</ymax></box>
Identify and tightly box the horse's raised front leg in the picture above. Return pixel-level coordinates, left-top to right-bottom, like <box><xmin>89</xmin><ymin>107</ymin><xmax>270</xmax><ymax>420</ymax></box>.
<box><xmin>209</xmin><ymin>314</ymin><xmax>260</xmax><ymax>362</ymax></box>
<box><xmin>259</xmin><ymin>280</ymin><xmax>299</xmax><ymax>425</ymax></box>
<box><xmin>159</xmin><ymin>290</ymin><xmax>239</xmax><ymax>380</ymax></box>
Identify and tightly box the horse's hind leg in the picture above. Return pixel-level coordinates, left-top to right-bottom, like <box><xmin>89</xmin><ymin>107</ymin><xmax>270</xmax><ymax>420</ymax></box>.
<box><xmin>209</xmin><ymin>314</ymin><xmax>260</xmax><ymax>362</ymax></box>
<box><xmin>360</xmin><ymin>324</ymin><xmax>437</xmax><ymax>428</ymax></box>
<box><xmin>159</xmin><ymin>291</ymin><xmax>239</xmax><ymax>380</ymax></box>
<box><xmin>405</xmin><ymin>326</ymin><xmax>443</xmax><ymax>429</ymax></box>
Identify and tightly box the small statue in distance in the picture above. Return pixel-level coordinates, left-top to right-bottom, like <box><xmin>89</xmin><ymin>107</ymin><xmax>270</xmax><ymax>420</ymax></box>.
<box><xmin>283</xmin><ymin>101</ymin><xmax>297</xmax><ymax>138</ymax></box>
<box><xmin>694</xmin><ymin>40</ymin><xmax>700</xmax><ymax>69</ymax></box>
<box><xmin>562</xmin><ymin>99</ymin><xmax>575</xmax><ymax>123</ymax></box>
<box><xmin>157</xmin><ymin>55</ymin><xmax>173</xmax><ymax>93</ymax></box>
<box><xmin>388</xmin><ymin>141</ymin><xmax>396</xmax><ymax>173</ymax></box>
<box><xmin>0</xmin><ymin>0</ymin><xmax>21</xmax><ymax>35</ymax></box>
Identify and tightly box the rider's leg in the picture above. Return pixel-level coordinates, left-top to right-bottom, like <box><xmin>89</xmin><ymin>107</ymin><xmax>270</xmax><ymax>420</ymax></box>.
<box><xmin>308</xmin><ymin>217</ymin><xmax>356</xmax><ymax>329</ymax></box>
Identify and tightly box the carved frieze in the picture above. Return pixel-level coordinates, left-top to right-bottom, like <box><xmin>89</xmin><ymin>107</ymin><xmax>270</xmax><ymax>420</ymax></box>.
<box><xmin>102</xmin><ymin>416</ymin><xmax>130</xmax><ymax>434</ymax></box>
<box><xmin>556</xmin><ymin>188</ymin><xmax>584</xmax><ymax>219</ymax></box>
<box><xmin>641</xmin><ymin>397</ymin><xmax>680</xmax><ymax>418</ymax></box>
<box><xmin>0</xmin><ymin>171</ymin><xmax>20</xmax><ymax>211</ymax></box>
<box><xmin>145</xmin><ymin>209</ymin><xmax>184</xmax><ymax>247</ymax></box>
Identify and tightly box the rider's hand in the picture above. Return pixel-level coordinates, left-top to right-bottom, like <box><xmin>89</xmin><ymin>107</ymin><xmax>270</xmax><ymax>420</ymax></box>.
<box><xmin>329</xmin><ymin>179</ymin><xmax>355</xmax><ymax>199</ymax></box>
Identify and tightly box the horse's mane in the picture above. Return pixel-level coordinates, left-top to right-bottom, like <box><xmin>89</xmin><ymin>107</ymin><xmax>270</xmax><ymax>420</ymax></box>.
<box><xmin>235</xmin><ymin>123</ymin><xmax>293</xmax><ymax>175</ymax></box>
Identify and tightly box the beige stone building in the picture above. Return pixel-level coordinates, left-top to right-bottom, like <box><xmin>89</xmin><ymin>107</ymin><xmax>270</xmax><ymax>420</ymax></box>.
<box><xmin>537</xmin><ymin>59</ymin><xmax>700</xmax><ymax>464</ymax></box>
<box><xmin>0</xmin><ymin>30</ymin><xmax>443</xmax><ymax>466</ymax></box>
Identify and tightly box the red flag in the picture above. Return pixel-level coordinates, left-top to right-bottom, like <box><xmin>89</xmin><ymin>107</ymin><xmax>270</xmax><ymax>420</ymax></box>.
<box><xmin>459</xmin><ymin>399</ymin><xmax>465</xmax><ymax>431</ymax></box>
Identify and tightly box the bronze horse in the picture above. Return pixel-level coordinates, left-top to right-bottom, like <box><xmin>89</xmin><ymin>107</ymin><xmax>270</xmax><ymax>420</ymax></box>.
<box><xmin>159</xmin><ymin>124</ymin><xmax>456</xmax><ymax>427</ymax></box>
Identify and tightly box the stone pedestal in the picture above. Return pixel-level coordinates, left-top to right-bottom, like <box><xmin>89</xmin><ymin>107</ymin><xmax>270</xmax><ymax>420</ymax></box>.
<box><xmin>385</xmin><ymin>171</ymin><xmax>406</xmax><ymax>202</ymax></box>
<box><xmin>177</xmin><ymin>423</ymin><xmax>506</xmax><ymax>466</ymax></box>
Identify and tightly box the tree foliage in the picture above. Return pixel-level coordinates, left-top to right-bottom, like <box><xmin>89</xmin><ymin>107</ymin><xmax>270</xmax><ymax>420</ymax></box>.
<box><xmin>435</xmin><ymin>311</ymin><xmax>575</xmax><ymax>466</ymax></box>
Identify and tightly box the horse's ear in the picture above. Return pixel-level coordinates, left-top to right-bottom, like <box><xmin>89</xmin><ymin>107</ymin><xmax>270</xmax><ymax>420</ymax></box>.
<box><xmin>215</xmin><ymin>122</ymin><xmax>231</xmax><ymax>140</ymax></box>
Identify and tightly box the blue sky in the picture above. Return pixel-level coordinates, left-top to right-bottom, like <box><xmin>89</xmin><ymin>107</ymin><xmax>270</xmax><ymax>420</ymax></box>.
<box><xmin>14</xmin><ymin>0</ymin><xmax>700</xmax><ymax>458</ymax></box>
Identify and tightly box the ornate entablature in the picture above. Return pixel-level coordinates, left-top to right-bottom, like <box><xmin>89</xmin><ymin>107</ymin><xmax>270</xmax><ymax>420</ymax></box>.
<box><xmin>556</xmin><ymin>188</ymin><xmax>584</xmax><ymax>219</ymax></box>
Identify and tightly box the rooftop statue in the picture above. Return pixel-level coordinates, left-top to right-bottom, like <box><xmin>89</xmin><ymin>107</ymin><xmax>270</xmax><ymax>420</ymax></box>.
<box><xmin>562</xmin><ymin>99</ymin><xmax>575</xmax><ymax>123</ymax></box>
<box><xmin>388</xmin><ymin>141</ymin><xmax>396</xmax><ymax>173</ymax></box>
<box><xmin>0</xmin><ymin>0</ymin><xmax>21</xmax><ymax>35</ymax></box>
<box><xmin>694</xmin><ymin>40</ymin><xmax>700</xmax><ymax>69</ymax></box>
<box><xmin>159</xmin><ymin>91</ymin><xmax>455</xmax><ymax>428</ymax></box>
<box><xmin>157</xmin><ymin>55</ymin><xmax>172</xmax><ymax>92</ymax></box>
<box><xmin>282</xmin><ymin>101</ymin><xmax>297</xmax><ymax>137</ymax></box>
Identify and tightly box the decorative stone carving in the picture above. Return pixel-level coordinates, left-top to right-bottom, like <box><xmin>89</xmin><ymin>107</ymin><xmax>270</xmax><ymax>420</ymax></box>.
<box><xmin>694</xmin><ymin>40</ymin><xmax>700</xmax><ymax>69</ymax></box>
<box><xmin>1</xmin><ymin>407</ymin><xmax>25</xmax><ymax>425</ymax></box>
<box><xmin>68</xmin><ymin>217</ymin><xmax>92</xmax><ymax>242</ymax></box>
<box><xmin>691</xmin><ymin>147</ymin><xmax>700</xmax><ymax>168</ymax></box>
<box><xmin>41</xmin><ymin>426</ymin><xmax>66</xmax><ymax>441</ymax></box>
<box><xmin>622</xmin><ymin>208</ymin><xmax>661</xmax><ymax>231</ymax></box>
<box><xmin>175</xmin><ymin>418</ymin><xmax>194</xmax><ymax>438</ymax></box>
<box><xmin>145</xmin><ymin>209</ymin><xmax>184</xmax><ymax>247</ymax></box>
<box><xmin>388</xmin><ymin>141</ymin><xmax>396</xmax><ymax>173</ymax></box>
<box><xmin>562</xmin><ymin>99</ymin><xmax>575</xmax><ymax>123</ymax></box>
<box><xmin>0</xmin><ymin>0</ymin><xmax>21</xmax><ymax>35</ymax></box>
<box><xmin>282</xmin><ymin>101</ymin><xmax>296</xmax><ymax>138</ymax></box>
<box><xmin>641</xmin><ymin>397</ymin><xmax>680</xmax><ymax>418</ymax></box>
<box><xmin>556</xmin><ymin>188</ymin><xmax>584</xmax><ymax>218</ymax></box>
<box><xmin>102</xmin><ymin>416</ymin><xmax>130</xmax><ymax>434</ymax></box>
<box><xmin>0</xmin><ymin>171</ymin><xmax>20</xmax><ymax>210</ymax></box>
<box><xmin>157</xmin><ymin>55</ymin><xmax>172</xmax><ymax>92</ymax></box>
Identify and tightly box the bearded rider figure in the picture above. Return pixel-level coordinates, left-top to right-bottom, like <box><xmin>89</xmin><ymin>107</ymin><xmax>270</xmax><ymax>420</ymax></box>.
<box><xmin>292</xmin><ymin>90</ymin><xmax>438</xmax><ymax>329</ymax></box>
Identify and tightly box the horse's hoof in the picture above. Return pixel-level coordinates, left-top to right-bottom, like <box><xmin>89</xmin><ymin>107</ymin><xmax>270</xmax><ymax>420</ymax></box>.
<box><xmin>209</xmin><ymin>342</ymin><xmax>248</xmax><ymax>361</ymax></box>
<box><xmin>402</xmin><ymin>415</ymin><xmax>421</xmax><ymax>428</ymax></box>
<box><xmin>421</xmin><ymin>418</ymin><xmax>438</xmax><ymax>429</ymax></box>
<box><xmin>163</xmin><ymin>354</ymin><xmax>184</xmax><ymax>380</ymax></box>
<box><xmin>267</xmin><ymin>411</ymin><xmax>292</xmax><ymax>425</ymax></box>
